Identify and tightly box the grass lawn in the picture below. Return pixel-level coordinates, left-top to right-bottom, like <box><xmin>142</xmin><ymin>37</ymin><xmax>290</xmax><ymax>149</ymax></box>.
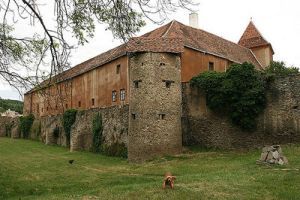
<box><xmin>0</xmin><ymin>138</ymin><xmax>300</xmax><ymax>200</ymax></box>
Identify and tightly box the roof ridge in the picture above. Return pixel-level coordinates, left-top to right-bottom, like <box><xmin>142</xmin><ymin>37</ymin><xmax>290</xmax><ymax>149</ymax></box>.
<box><xmin>162</xmin><ymin>20</ymin><xmax>175</xmax><ymax>38</ymax></box>
<box><xmin>174</xmin><ymin>20</ymin><xmax>259</xmax><ymax>55</ymax></box>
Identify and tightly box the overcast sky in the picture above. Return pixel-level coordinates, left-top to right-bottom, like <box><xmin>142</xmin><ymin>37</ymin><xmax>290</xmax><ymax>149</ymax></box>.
<box><xmin>1</xmin><ymin>0</ymin><xmax>299</xmax><ymax>100</ymax></box>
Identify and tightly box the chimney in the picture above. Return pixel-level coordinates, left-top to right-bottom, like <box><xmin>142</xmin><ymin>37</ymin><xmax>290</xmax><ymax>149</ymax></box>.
<box><xmin>189</xmin><ymin>12</ymin><xmax>199</xmax><ymax>28</ymax></box>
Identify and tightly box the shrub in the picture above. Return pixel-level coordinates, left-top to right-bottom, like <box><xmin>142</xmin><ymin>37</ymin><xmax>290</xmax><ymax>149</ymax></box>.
<box><xmin>62</xmin><ymin>109</ymin><xmax>77</xmax><ymax>146</ymax></box>
<box><xmin>102</xmin><ymin>143</ymin><xmax>127</xmax><ymax>158</ymax></box>
<box><xmin>92</xmin><ymin>113</ymin><xmax>103</xmax><ymax>153</ymax></box>
<box><xmin>264</xmin><ymin>61</ymin><xmax>299</xmax><ymax>77</ymax></box>
<box><xmin>19</xmin><ymin>114</ymin><xmax>35</xmax><ymax>138</ymax></box>
<box><xmin>191</xmin><ymin>62</ymin><xmax>266</xmax><ymax>130</ymax></box>
<box><xmin>5</xmin><ymin>123</ymin><xmax>12</xmax><ymax>137</ymax></box>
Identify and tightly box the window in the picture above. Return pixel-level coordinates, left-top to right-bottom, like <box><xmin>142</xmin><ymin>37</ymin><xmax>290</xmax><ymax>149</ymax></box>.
<box><xmin>209</xmin><ymin>62</ymin><xmax>214</xmax><ymax>71</ymax></box>
<box><xmin>160</xmin><ymin>62</ymin><xmax>166</xmax><ymax>66</ymax></box>
<box><xmin>120</xmin><ymin>89</ymin><xmax>126</xmax><ymax>101</ymax></box>
<box><xmin>78</xmin><ymin>101</ymin><xmax>81</xmax><ymax>107</ymax></box>
<box><xmin>65</xmin><ymin>104</ymin><xmax>68</xmax><ymax>109</ymax></box>
<box><xmin>162</xmin><ymin>80</ymin><xmax>174</xmax><ymax>88</ymax></box>
<box><xmin>132</xmin><ymin>113</ymin><xmax>136</xmax><ymax>120</ymax></box>
<box><xmin>92</xmin><ymin>98</ymin><xmax>95</xmax><ymax>106</ymax></box>
<box><xmin>46</xmin><ymin>107</ymin><xmax>48</xmax><ymax>111</ymax></box>
<box><xmin>159</xmin><ymin>113</ymin><xmax>166</xmax><ymax>120</ymax></box>
<box><xmin>116</xmin><ymin>64</ymin><xmax>121</xmax><ymax>74</ymax></box>
<box><xmin>112</xmin><ymin>90</ymin><xmax>117</xmax><ymax>102</ymax></box>
<box><xmin>133</xmin><ymin>80</ymin><xmax>142</xmax><ymax>88</ymax></box>
<box><xmin>55</xmin><ymin>105</ymin><xmax>58</xmax><ymax>110</ymax></box>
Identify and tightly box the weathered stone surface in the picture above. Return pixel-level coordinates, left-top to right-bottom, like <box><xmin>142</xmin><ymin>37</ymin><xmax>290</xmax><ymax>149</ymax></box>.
<box><xmin>71</xmin><ymin>105</ymin><xmax>128</xmax><ymax>152</ymax></box>
<box><xmin>182</xmin><ymin>75</ymin><xmax>300</xmax><ymax>149</ymax></box>
<box><xmin>128</xmin><ymin>52</ymin><xmax>182</xmax><ymax>162</ymax></box>
<box><xmin>258</xmin><ymin>145</ymin><xmax>288</xmax><ymax>165</ymax></box>
<box><xmin>0</xmin><ymin>116</ymin><xmax>19</xmax><ymax>138</ymax></box>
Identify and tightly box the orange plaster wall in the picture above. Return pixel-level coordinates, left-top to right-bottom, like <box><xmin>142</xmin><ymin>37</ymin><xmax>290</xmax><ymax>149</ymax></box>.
<box><xmin>181</xmin><ymin>47</ymin><xmax>229</xmax><ymax>82</ymax></box>
<box><xmin>24</xmin><ymin>55</ymin><xmax>129</xmax><ymax>117</ymax></box>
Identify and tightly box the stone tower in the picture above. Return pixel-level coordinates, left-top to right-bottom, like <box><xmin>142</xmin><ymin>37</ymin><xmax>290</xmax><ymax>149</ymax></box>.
<box><xmin>128</xmin><ymin>52</ymin><xmax>182</xmax><ymax>162</ymax></box>
<box><xmin>238</xmin><ymin>21</ymin><xmax>274</xmax><ymax>69</ymax></box>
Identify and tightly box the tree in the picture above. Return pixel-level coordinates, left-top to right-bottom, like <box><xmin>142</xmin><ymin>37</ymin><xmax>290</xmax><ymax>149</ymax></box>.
<box><xmin>0</xmin><ymin>0</ymin><xmax>196</xmax><ymax>93</ymax></box>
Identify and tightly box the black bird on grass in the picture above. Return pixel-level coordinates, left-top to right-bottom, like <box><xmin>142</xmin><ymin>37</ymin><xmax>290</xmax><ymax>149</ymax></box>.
<box><xmin>69</xmin><ymin>159</ymin><xmax>74</xmax><ymax>164</ymax></box>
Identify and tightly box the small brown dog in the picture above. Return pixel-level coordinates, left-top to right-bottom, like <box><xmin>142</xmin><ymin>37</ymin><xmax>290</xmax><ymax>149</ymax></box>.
<box><xmin>162</xmin><ymin>172</ymin><xmax>176</xmax><ymax>189</ymax></box>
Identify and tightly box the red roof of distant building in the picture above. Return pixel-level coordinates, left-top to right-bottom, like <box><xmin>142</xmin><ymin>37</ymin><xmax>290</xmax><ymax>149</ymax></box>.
<box><xmin>238</xmin><ymin>21</ymin><xmax>273</xmax><ymax>53</ymax></box>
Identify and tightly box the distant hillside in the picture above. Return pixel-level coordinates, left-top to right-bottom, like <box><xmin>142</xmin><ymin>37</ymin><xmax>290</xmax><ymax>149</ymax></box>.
<box><xmin>0</xmin><ymin>98</ymin><xmax>23</xmax><ymax>114</ymax></box>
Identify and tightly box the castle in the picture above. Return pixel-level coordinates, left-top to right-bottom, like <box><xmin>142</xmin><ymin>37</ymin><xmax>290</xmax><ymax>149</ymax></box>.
<box><xmin>23</xmin><ymin>14</ymin><xmax>274</xmax><ymax>161</ymax></box>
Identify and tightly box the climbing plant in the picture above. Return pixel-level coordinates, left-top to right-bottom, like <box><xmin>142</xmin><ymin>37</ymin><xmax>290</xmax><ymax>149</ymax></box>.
<box><xmin>92</xmin><ymin>113</ymin><xmax>103</xmax><ymax>153</ymax></box>
<box><xmin>264</xmin><ymin>61</ymin><xmax>299</xmax><ymax>77</ymax></box>
<box><xmin>62</xmin><ymin>109</ymin><xmax>77</xmax><ymax>146</ymax></box>
<box><xmin>19</xmin><ymin>114</ymin><xmax>35</xmax><ymax>138</ymax></box>
<box><xmin>190</xmin><ymin>62</ymin><xmax>266</xmax><ymax>130</ymax></box>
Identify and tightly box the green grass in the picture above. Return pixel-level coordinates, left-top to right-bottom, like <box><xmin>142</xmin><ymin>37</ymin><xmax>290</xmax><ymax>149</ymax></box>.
<box><xmin>1</xmin><ymin>138</ymin><xmax>300</xmax><ymax>200</ymax></box>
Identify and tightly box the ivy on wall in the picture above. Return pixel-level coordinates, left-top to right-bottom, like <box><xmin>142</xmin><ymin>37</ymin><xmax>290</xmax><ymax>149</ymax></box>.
<box><xmin>62</xmin><ymin>109</ymin><xmax>77</xmax><ymax>146</ymax></box>
<box><xmin>19</xmin><ymin>114</ymin><xmax>35</xmax><ymax>138</ymax></box>
<box><xmin>92</xmin><ymin>113</ymin><xmax>103</xmax><ymax>153</ymax></box>
<box><xmin>190</xmin><ymin>62</ymin><xmax>266</xmax><ymax>130</ymax></box>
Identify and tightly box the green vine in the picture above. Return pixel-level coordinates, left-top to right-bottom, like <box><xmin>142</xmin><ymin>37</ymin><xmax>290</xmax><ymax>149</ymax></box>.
<box><xmin>19</xmin><ymin>114</ymin><xmax>35</xmax><ymax>138</ymax></box>
<box><xmin>62</xmin><ymin>109</ymin><xmax>77</xmax><ymax>146</ymax></box>
<box><xmin>191</xmin><ymin>62</ymin><xmax>266</xmax><ymax>130</ymax></box>
<box><xmin>92</xmin><ymin>113</ymin><xmax>103</xmax><ymax>153</ymax></box>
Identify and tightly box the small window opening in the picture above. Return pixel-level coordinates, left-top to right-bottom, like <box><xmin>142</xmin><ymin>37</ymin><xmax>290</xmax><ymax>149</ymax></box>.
<box><xmin>163</xmin><ymin>80</ymin><xmax>174</xmax><ymax>88</ymax></box>
<box><xmin>141</xmin><ymin>62</ymin><xmax>144</xmax><ymax>66</ymax></box>
<box><xmin>116</xmin><ymin>64</ymin><xmax>121</xmax><ymax>74</ymax></box>
<box><xmin>78</xmin><ymin>101</ymin><xmax>81</xmax><ymax>107</ymax></box>
<box><xmin>132</xmin><ymin>113</ymin><xmax>136</xmax><ymax>120</ymax></box>
<box><xmin>65</xmin><ymin>104</ymin><xmax>68</xmax><ymax>109</ymax></box>
<box><xmin>55</xmin><ymin>105</ymin><xmax>58</xmax><ymax>110</ymax></box>
<box><xmin>46</xmin><ymin>107</ymin><xmax>48</xmax><ymax>111</ymax></box>
<box><xmin>133</xmin><ymin>80</ymin><xmax>142</xmax><ymax>88</ymax></box>
<box><xmin>112</xmin><ymin>91</ymin><xmax>117</xmax><ymax>102</ymax></box>
<box><xmin>159</xmin><ymin>113</ymin><xmax>166</xmax><ymax>120</ymax></box>
<box><xmin>160</xmin><ymin>62</ymin><xmax>166</xmax><ymax>66</ymax></box>
<box><xmin>209</xmin><ymin>62</ymin><xmax>214</xmax><ymax>71</ymax></box>
<box><xmin>92</xmin><ymin>98</ymin><xmax>95</xmax><ymax>106</ymax></box>
<box><xmin>120</xmin><ymin>89</ymin><xmax>126</xmax><ymax>101</ymax></box>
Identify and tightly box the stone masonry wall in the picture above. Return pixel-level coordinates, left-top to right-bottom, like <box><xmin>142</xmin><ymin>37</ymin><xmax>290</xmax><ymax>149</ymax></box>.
<box><xmin>128</xmin><ymin>52</ymin><xmax>182</xmax><ymax>162</ymax></box>
<box><xmin>25</xmin><ymin>105</ymin><xmax>129</xmax><ymax>151</ymax></box>
<box><xmin>182</xmin><ymin>75</ymin><xmax>300</xmax><ymax>149</ymax></box>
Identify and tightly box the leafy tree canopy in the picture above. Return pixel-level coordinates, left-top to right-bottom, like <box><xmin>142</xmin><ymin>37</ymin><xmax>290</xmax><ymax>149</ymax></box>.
<box><xmin>0</xmin><ymin>0</ymin><xmax>196</xmax><ymax>92</ymax></box>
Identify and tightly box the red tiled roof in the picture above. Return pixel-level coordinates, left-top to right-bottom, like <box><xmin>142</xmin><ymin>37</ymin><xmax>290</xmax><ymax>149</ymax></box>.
<box><xmin>127</xmin><ymin>37</ymin><xmax>184</xmax><ymax>53</ymax></box>
<box><xmin>26</xmin><ymin>20</ymin><xmax>263</xmax><ymax>94</ymax></box>
<box><xmin>238</xmin><ymin>21</ymin><xmax>272</xmax><ymax>51</ymax></box>
<box><xmin>143</xmin><ymin>20</ymin><xmax>262</xmax><ymax>67</ymax></box>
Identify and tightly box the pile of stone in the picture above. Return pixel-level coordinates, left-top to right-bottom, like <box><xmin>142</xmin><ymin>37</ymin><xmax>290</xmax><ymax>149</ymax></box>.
<box><xmin>258</xmin><ymin>145</ymin><xmax>288</xmax><ymax>165</ymax></box>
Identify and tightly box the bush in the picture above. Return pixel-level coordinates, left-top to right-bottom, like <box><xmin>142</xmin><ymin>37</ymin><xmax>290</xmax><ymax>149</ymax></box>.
<box><xmin>5</xmin><ymin>123</ymin><xmax>12</xmax><ymax>137</ymax></box>
<box><xmin>102</xmin><ymin>143</ymin><xmax>127</xmax><ymax>158</ymax></box>
<box><xmin>62</xmin><ymin>109</ymin><xmax>77</xmax><ymax>146</ymax></box>
<box><xmin>264</xmin><ymin>61</ymin><xmax>299</xmax><ymax>78</ymax></box>
<box><xmin>92</xmin><ymin>113</ymin><xmax>103</xmax><ymax>153</ymax></box>
<box><xmin>191</xmin><ymin>62</ymin><xmax>266</xmax><ymax>130</ymax></box>
<box><xmin>19</xmin><ymin>114</ymin><xmax>35</xmax><ymax>138</ymax></box>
